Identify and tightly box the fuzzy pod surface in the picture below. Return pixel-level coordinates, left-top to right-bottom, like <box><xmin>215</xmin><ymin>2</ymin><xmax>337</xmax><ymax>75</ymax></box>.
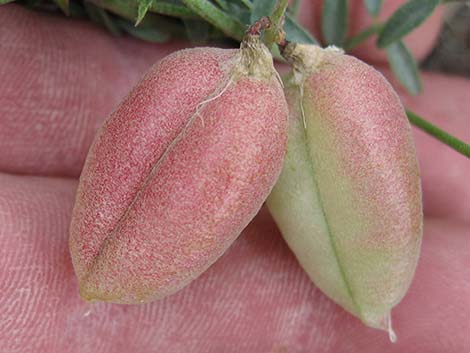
<box><xmin>69</xmin><ymin>35</ymin><xmax>288</xmax><ymax>304</ymax></box>
<box><xmin>267</xmin><ymin>44</ymin><xmax>423</xmax><ymax>335</ymax></box>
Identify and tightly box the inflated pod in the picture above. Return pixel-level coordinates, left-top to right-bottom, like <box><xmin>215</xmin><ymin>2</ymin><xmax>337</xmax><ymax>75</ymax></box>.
<box><xmin>267</xmin><ymin>44</ymin><xmax>422</xmax><ymax>336</ymax></box>
<box><xmin>69</xmin><ymin>34</ymin><xmax>288</xmax><ymax>304</ymax></box>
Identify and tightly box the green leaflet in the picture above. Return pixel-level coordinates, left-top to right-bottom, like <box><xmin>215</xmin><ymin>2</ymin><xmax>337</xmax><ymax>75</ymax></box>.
<box><xmin>284</xmin><ymin>14</ymin><xmax>319</xmax><ymax>45</ymax></box>
<box><xmin>387</xmin><ymin>40</ymin><xmax>422</xmax><ymax>95</ymax></box>
<box><xmin>321</xmin><ymin>0</ymin><xmax>349</xmax><ymax>46</ymax></box>
<box><xmin>182</xmin><ymin>0</ymin><xmax>245</xmax><ymax>40</ymax></box>
<box><xmin>135</xmin><ymin>0</ymin><xmax>153</xmax><ymax>25</ymax></box>
<box><xmin>377</xmin><ymin>0</ymin><xmax>440</xmax><ymax>48</ymax></box>
<box><xmin>363</xmin><ymin>0</ymin><xmax>382</xmax><ymax>17</ymax></box>
<box><xmin>53</xmin><ymin>0</ymin><xmax>69</xmax><ymax>15</ymax></box>
<box><xmin>250</xmin><ymin>0</ymin><xmax>276</xmax><ymax>24</ymax></box>
<box><xmin>117</xmin><ymin>18</ymin><xmax>170</xmax><ymax>42</ymax></box>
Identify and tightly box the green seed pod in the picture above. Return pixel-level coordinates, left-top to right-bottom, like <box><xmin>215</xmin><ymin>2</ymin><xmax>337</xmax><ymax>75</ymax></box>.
<box><xmin>267</xmin><ymin>44</ymin><xmax>423</xmax><ymax>337</ymax></box>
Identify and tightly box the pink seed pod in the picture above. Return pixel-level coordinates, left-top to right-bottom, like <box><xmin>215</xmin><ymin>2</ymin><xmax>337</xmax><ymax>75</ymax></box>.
<box><xmin>267</xmin><ymin>44</ymin><xmax>423</xmax><ymax>338</ymax></box>
<box><xmin>69</xmin><ymin>35</ymin><xmax>288</xmax><ymax>304</ymax></box>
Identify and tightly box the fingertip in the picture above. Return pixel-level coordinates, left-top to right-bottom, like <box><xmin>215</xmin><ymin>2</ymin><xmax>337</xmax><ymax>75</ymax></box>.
<box><xmin>0</xmin><ymin>5</ymin><xmax>187</xmax><ymax>177</ymax></box>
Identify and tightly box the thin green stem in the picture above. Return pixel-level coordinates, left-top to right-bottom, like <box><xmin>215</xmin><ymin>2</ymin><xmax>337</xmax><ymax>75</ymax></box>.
<box><xmin>407</xmin><ymin>110</ymin><xmax>470</xmax><ymax>158</ymax></box>
<box><xmin>344</xmin><ymin>23</ymin><xmax>382</xmax><ymax>51</ymax></box>
<box><xmin>264</xmin><ymin>0</ymin><xmax>288</xmax><ymax>50</ymax></box>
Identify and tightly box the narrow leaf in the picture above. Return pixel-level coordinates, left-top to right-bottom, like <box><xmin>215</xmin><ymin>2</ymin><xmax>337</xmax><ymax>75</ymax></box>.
<box><xmin>84</xmin><ymin>2</ymin><xmax>122</xmax><ymax>36</ymax></box>
<box><xmin>212</xmin><ymin>0</ymin><xmax>228</xmax><ymax>10</ymax></box>
<box><xmin>344</xmin><ymin>23</ymin><xmax>382</xmax><ymax>51</ymax></box>
<box><xmin>238</xmin><ymin>0</ymin><xmax>252</xmax><ymax>9</ymax></box>
<box><xmin>284</xmin><ymin>14</ymin><xmax>319</xmax><ymax>45</ymax></box>
<box><xmin>250</xmin><ymin>0</ymin><xmax>277</xmax><ymax>24</ymax></box>
<box><xmin>136</xmin><ymin>0</ymin><xmax>153</xmax><ymax>26</ymax></box>
<box><xmin>87</xmin><ymin>0</ymin><xmax>196</xmax><ymax>21</ymax></box>
<box><xmin>377</xmin><ymin>0</ymin><xmax>439</xmax><ymax>48</ymax></box>
<box><xmin>53</xmin><ymin>0</ymin><xmax>69</xmax><ymax>15</ymax></box>
<box><xmin>386</xmin><ymin>41</ymin><xmax>422</xmax><ymax>95</ymax></box>
<box><xmin>87</xmin><ymin>0</ymin><xmax>139</xmax><ymax>21</ymax></box>
<box><xmin>183</xmin><ymin>18</ymin><xmax>210</xmax><ymax>43</ymax></box>
<box><xmin>225</xmin><ymin>1</ymin><xmax>251</xmax><ymax>25</ymax></box>
<box><xmin>363</xmin><ymin>0</ymin><xmax>382</xmax><ymax>17</ymax></box>
<box><xmin>321</xmin><ymin>0</ymin><xmax>348</xmax><ymax>46</ymax></box>
<box><xmin>0</xmin><ymin>0</ymin><xmax>16</xmax><ymax>4</ymax></box>
<box><xmin>68</xmin><ymin>1</ymin><xmax>88</xmax><ymax>18</ymax></box>
<box><xmin>151</xmin><ymin>1</ymin><xmax>198</xmax><ymax>18</ymax></box>
<box><xmin>288</xmin><ymin>0</ymin><xmax>301</xmax><ymax>17</ymax></box>
<box><xmin>182</xmin><ymin>0</ymin><xmax>245</xmax><ymax>40</ymax></box>
<box><xmin>118</xmin><ymin>18</ymin><xmax>170</xmax><ymax>42</ymax></box>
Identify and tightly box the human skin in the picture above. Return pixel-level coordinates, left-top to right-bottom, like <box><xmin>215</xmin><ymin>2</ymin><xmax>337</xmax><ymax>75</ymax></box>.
<box><xmin>1</xmin><ymin>4</ymin><xmax>469</xmax><ymax>353</ymax></box>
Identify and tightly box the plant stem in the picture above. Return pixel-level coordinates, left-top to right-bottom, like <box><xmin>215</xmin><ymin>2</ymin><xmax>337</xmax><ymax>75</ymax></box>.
<box><xmin>264</xmin><ymin>0</ymin><xmax>288</xmax><ymax>50</ymax></box>
<box><xmin>344</xmin><ymin>23</ymin><xmax>382</xmax><ymax>51</ymax></box>
<box><xmin>407</xmin><ymin>110</ymin><xmax>470</xmax><ymax>158</ymax></box>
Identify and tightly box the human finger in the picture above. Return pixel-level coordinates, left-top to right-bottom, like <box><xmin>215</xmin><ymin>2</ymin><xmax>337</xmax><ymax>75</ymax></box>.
<box><xmin>1</xmin><ymin>173</ymin><xmax>469</xmax><ymax>352</ymax></box>
<box><xmin>0</xmin><ymin>4</ymin><xmax>185</xmax><ymax>177</ymax></box>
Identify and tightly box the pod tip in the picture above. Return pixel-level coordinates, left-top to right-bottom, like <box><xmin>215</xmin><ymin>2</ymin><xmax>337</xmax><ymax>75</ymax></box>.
<box><xmin>387</xmin><ymin>313</ymin><xmax>397</xmax><ymax>343</ymax></box>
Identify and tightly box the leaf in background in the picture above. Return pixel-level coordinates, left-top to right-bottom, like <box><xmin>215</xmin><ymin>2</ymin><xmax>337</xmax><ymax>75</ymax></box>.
<box><xmin>151</xmin><ymin>1</ymin><xmax>198</xmax><ymax>18</ymax></box>
<box><xmin>386</xmin><ymin>40</ymin><xmax>422</xmax><ymax>95</ymax></box>
<box><xmin>363</xmin><ymin>0</ymin><xmax>382</xmax><ymax>17</ymax></box>
<box><xmin>136</xmin><ymin>0</ymin><xmax>153</xmax><ymax>25</ymax></box>
<box><xmin>377</xmin><ymin>0</ymin><xmax>439</xmax><ymax>48</ymax></box>
<box><xmin>225</xmin><ymin>1</ymin><xmax>251</xmax><ymax>25</ymax></box>
<box><xmin>0</xmin><ymin>0</ymin><xmax>16</xmax><ymax>4</ymax></box>
<box><xmin>238</xmin><ymin>0</ymin><xmax>252</xmax><ymax>10</ymax></box>
<box><xmin>87</xmin><ymin>0</ymin><xmax>138</xmax><ymax>21</ymax></box>
<box><xmin>344</xmin><ymin>22</ymin><xmax>382</xmax><ymax>51</ymax></box>
<box><xmin>53</xmin><ymin>0</ymin><xmax>69</xmax><ymax>15</ymax></box>
<box><xmin>250</xmin><ymin>0</ymin><xmax>276</xmax><ymax>24</ymax></box>
<box><xmin>288</xmin><ymin>0</ymin><xmax>301</xmax><ymax>17</ymax></box>
<box><xmin>117</xmin><ymin>18</ymin><xmax>171</xmax><ymax>42</ymax></box>
<box><xmin>212</xmin><ymin>0</ymin><xmax>229</xmax><ymax>10</ymax></box>
<box><xmin>84</xmin><ymin>1</ymin><xmax>122</xmax><ymax>36</ymax></box>
<box><xmin>68</xmin><ymin>1</ymin><xmax>88</xmax><ymax>18</ymax></box>
<box><xmin>321</xmin><ymin>0</ymin><xmax>348</xmax><ymax>46</ymax></box>
<box><xmin>182</xmin><ymin>0</ymin><xmax>245</xmax><ymax>40</ymax></box>
<box><xmin>183</xmin><ymin>18</ymin><xmax>210</xmax><ymax>43</ymax></box>
<box><xmin>284</xmin><ymin>14</ymin><xmax>319</xmax><ymax>45</ymax></box>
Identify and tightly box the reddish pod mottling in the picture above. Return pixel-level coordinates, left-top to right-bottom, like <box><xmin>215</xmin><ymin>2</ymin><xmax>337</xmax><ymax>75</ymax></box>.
<box><xmin>69</xmin><ymin>36</ymin><xmax>288</xmax><ymax>304</ymax></box>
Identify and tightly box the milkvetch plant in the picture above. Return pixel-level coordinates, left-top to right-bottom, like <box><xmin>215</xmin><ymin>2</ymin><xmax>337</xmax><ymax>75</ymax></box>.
<box><xmin>4</xmin><ymin>0</ymin><xmax>468</xmax><ymax>342</ymax></box>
